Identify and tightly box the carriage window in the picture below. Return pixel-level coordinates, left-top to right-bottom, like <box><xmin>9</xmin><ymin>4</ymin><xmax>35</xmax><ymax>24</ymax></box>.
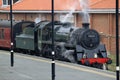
<box><xmin>0</xmin><ymin>29</ymin><xmax>4</xmax><ymax>39</ymax></box>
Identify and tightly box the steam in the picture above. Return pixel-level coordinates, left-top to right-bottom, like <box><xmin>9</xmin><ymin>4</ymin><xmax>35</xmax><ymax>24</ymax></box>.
<box><xmin>61</xmin><ymin>2</ymin><xmax>77</xmax><ymax>23</ymax></box>
<box><xmin>62</xmin><ymin>50</ymin><xmax>76</xmax><ymax>63</ymax></box>
<box><xmin>79</xmin><ymin>0</ymin><xmax>90</xmax><ymax>23</ymax></box>
<box><xmin>62</xmin><ymin>8</ymin><xmax>75</xmax><ymax>23</ymax></box>
<box><xmin>34</xmin><ymin>17</ymin><xmax>41</xmax><ymax>23</ymax></box>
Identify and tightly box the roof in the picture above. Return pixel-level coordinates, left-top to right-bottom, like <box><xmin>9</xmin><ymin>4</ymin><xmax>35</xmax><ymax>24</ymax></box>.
<box><xmin>90</xmin><ymin>0</ymin><xmax>119</xmax><ymax>9</ymax></box>
<box><xmin>2</xmin><ymin>0</ymin><xmax>80</xmax><ymax>11</ymax></box>
<box><xmin>0</xmin><ymin>0</ymin><xmax>120</xmax><ymax>13</ymax></box>
<box><xmin>0</xmin><ymin>0</ymin><xmax>1</xmax><ymax>5</ymax></box>
<box><xmin>0</xmin><ymin>0</ymin><xmax>2</xmax><ymax>9</ymax></box>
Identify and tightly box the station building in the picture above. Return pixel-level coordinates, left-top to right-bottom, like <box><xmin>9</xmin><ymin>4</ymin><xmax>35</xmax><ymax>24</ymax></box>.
<box><xmin>0</xmin><ymin>0</ymin><xmax>120</xmax><ymax>54</ymax></box>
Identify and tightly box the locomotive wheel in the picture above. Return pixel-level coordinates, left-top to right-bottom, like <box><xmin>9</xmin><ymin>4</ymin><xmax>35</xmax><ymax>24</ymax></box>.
<box><xmin>42</xmin><ymin>45</ymin><xmax>52</xmax><ymax>58</ymax></box>
<box><xmin>29</xmin><ymin>50</ymin><xmax>35</xmax><ymax>55</ymax></box>
<box><xmin>55</xmin><ymin>46</ymin><xmax>62</xmax><ymax>60</ymax></box>
<box><xmin>22</xmin><ymin>49</ymin><xmax>27</xmax><ymax>54</ymax></box>
<box><xmin>93</xmin><ymin>63</ymin><xmax>108</xmax><ymax>70</ymax></box>
<box><xmin>101</xmin><ymin>63</ymin><xmax>108</xmax><ymax>70</ymax></box>
<box><xmin>85</xmin><ymin>60</ymin><xmax>90</xmax><ymax>66</ymax></box>
<box><xmin>35</xmin><ymin>50</ymin><xmax>42</xmax><ymax>56</ymax></box>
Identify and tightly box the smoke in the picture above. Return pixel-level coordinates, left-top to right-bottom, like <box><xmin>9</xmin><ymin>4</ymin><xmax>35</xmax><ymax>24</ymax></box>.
<box><xmin>61</xmin><ymin>2</ymin><xmax>77</xmax><ymax>23</ymax></box>
<box><xmin>62</xmin><ymin>50</ymin><xmax>76</xmax><ymax>63</ymax></box>
<box><xmin>55</xmin><ymin>42</ymin><xmax>76</xmax><ymax>63</ymax></box>
<box><xmin>79</xmin><ymin>0</ymin><xmax>90</xmax><ymax>23</ymax></box>
<box><xmin>62</xmin><ymin>8</ymin><xmax>75</xmax><ymax>23</ymax></box>
<box><xmin>34</xmin><ymin>17</ymin><xmax>41</xmax><ymax>23</ymax></box>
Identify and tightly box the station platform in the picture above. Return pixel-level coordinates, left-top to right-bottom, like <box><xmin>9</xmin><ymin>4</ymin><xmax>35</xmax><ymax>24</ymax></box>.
<box><xmin>0</xmin><ymin>50</ymin><xmax>116</xmax><ymax>80</ymax></box>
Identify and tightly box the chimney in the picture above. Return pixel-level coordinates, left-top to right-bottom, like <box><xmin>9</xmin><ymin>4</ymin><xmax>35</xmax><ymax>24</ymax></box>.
<box><xmin>82</xmin><ymin>23</ymin><xmax>89</xmax><ymax>29</ymax></box>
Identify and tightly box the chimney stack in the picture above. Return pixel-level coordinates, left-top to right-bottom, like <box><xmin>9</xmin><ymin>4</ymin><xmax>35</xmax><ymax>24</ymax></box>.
<box><xmin>82</xmin><ymin>23</ymin><xmax>89</xmax><ymax>29</ymax></box>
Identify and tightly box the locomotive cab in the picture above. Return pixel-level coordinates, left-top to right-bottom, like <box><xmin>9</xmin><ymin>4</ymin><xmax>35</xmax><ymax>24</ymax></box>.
<box><xmin>15</xmin><ymin>21</ymin><xmax>35</xmax><ymax>51</ymax></box>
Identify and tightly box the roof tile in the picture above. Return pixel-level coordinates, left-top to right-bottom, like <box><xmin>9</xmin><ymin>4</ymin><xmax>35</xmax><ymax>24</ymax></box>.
<box><xmin>4</xmin><ymin>0</ymin><xmax>81</xmax><ymax>11</ymax></box>
<box><xmin>0</xmin><ymin>0</ymin><xmax>2</xmax><ymax>9</ymax></box>
<box><xmin>90</xmin><ymin>0</ymin><xmax>120</xmax><ymax>9</ymax></box>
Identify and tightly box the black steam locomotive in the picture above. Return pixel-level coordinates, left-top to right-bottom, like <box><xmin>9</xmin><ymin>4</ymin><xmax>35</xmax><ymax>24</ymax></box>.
<box><xmin>0</xmin><ymin>20</ymin><xmax>112</xmax><ymax>69</ymax></box>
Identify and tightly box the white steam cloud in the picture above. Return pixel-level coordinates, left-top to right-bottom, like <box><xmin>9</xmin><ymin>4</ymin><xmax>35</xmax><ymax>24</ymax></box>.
<box><xmin>79</xmin><ymin>0</ymin><xmax>90</xmax><ymax>23</ymax></box>
<box><xmin>61</xmin><ymin>2</ymin><xmax>77</xmax><ymax>23</ymax></box>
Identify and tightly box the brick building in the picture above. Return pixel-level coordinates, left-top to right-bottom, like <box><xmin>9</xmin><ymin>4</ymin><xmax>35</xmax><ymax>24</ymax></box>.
<box><xmin>0</xmin><ymin>0</ymin><xmax>120</xmax><ymax>54</ymax></box>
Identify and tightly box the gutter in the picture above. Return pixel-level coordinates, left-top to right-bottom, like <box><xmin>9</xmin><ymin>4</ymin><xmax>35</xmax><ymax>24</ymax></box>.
<box><xmin>0</xmin><ymin>9</ymin><xmax>120</xmax><ymax>14</ymax></box>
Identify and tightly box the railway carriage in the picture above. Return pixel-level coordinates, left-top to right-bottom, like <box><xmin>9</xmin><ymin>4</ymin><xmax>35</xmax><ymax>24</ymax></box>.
<box><xmin>0</xmin><ymin>20</ymin><xmax>35</xmax><ymax>49</ymax></box>
<box><xmin>0</xmin><ymin>20</ymin><xmax>17</xmax><ymax>48</ymax></box>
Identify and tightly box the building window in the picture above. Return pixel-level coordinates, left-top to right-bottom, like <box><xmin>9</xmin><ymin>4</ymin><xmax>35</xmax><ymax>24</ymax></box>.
<box><xmin>13</xmin><ymin>0</ymin><xmax>19</xmax><ymax>3</ymax></box>
<box><xmin>2</xmin><ymin>0</ymin><xmax>19</xmax><ymax>6</ymax></box>
<box><xmin>0</xmin><ymin>29</ymin><xmax>4</xmax><ymax>39</ymax></box>
<box><xmin>2</xmin><ymin>0</ymin><xmax>9</xmax><ymax>5</ymax></box>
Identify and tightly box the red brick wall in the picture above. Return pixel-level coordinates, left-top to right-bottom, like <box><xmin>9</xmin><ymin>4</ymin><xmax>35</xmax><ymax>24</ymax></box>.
<box><xmin>90</xmin><ymin>14</ymin><xmax>109</xmax><ymax>34</ymax></box>
<box><xmin>76</xmin><ymin>14</ymin><xmax>82</xmax><ymax>27</ymax></box>
<box><xmin>0</xmin><ymin>13</ymin><xmax>9</xmax><ymax>20</ymax></box>
<box><xmin>14</xmin><ymin>14</ymin><xmax>25</xmax><ymax>21</ymax></box>
<box><xmin>0</xmin><ymin>12</ymin><xmax>120</xmax><ymax>54</ymax></box>
<box><xmin>93</xmin><ymin>14</ymin><xmax>120</xmax><ymax>54</ymax></box>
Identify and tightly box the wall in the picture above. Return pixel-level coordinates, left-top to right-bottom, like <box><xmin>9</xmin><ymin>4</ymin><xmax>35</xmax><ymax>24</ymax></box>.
<box><xmin>90</xmin><ymin>13</ymin><xmax>120</xmax><ymax>54</ymax></box>
<box><xmin>0</xmin><ymin>13</ymin><xmax>9</xmax><ymax>20</ymax></box>
<box><xmin>0</xmin><ymin>12</ymin><xmax>120</xmax><ymax>54</ymax></box>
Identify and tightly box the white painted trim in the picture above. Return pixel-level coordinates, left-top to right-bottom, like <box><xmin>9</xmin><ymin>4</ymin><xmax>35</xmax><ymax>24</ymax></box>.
<box><xmin>0</xmin><ymin>9</ymin><xmax>120</xmax><ymax>13</ymax></box>
<box><xmin>0</xmin><ymin>10</ymin><xmax>82</xmax><ymax>13</ymax></box>
<box><xmin>89</xmin><ymin>9</ymin><xmax>117</xmax><ymax>13</ymax></box>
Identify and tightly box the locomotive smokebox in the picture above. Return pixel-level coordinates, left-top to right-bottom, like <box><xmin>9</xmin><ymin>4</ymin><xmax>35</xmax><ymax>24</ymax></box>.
<box><xmin>82</xmin><ymin>23</ymin><xmax>89</xmax><ymax>29</ymax></box>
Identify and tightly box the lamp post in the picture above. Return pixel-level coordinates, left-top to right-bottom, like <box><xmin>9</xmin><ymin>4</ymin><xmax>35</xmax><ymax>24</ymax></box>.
<box><xmin>10</xmin><ymin>0</ymin><xmax>14</xmax><ymax>67</ymax></box>
<box><xmin>51</xmin><ymin>0</ymin><xmax>55</xmax><ymax>80</ymax></box>
<box><xmin>116</xmin><ymin>0</ymin><xmax>119</xmax><ymax>80</ymax></box>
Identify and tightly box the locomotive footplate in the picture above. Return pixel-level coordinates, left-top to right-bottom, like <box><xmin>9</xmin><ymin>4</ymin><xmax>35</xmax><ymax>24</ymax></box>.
<box><xmin>80</xmin><ymin>58</ymin><xmax>112</xmax><ymax>65</ymax></box>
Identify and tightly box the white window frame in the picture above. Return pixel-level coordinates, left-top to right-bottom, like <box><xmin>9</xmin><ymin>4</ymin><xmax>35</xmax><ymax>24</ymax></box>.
<box><xmin>2</xmin><ymin>0</ymin><xmax>9</xmax><ymax>6</ymax></box>
<box><xmin>2</xmin><ymin>0</ymin><xmax>18</xmax><ymax>6</ymax></box>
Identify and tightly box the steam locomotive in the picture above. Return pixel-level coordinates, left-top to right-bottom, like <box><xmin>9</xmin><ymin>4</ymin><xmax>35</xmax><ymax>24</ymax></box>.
<box><xmin>0</xmin><ymin>20</ymin><xmax>112</xmax><ymax>69</ymax></box>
